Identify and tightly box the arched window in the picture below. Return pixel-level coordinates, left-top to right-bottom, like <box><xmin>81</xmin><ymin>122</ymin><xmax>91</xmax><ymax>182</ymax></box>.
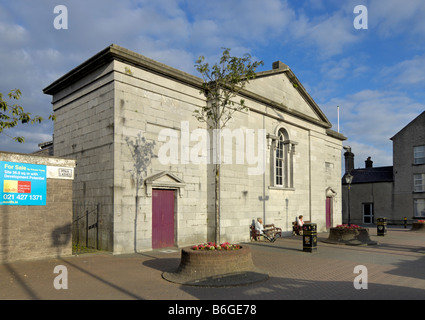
<box><xmin>273</xmin><ymin>128</ymin><xmax>296</xmax><ymax>188</ymax></box>
<box><xmin>275</xmin><ymin>130</ymin><xmax>285</xmax><ymax>186</ymax></box>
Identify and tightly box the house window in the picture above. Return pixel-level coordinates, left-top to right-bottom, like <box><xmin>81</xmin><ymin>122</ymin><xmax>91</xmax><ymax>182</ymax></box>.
<box><xmin>275</xmin><ymin>131</ymin><xmax>284</xmax><ymax>186</ymax></box>
<box><xmin>414</xmin><ymin>174</ymin><xmax>425</xmax><ymax>192</ymax></box>
<box><xmin>273</xmin><ymin>128</ymin><xmax>295</xmax><ymax>188</ymax></box>
<box><xmin>414</xmin><ymin>199</ymin><xmax>425</xmax><ymax>218</ymax></box>
<box><xmin>414</xmin><ymin>145</ymin><xmax>425</xmax><ymax>165</ymax></box>
<box><xmin>362</xmin><ymin>203</ymin><xmax>374</xmax><ymax>224</ymax></box>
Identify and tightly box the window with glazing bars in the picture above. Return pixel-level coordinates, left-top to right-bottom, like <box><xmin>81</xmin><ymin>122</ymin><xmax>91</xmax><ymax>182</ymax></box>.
<box><xmin>414</xmin><ymin>146</ymin><xmax>425</xmax><ymax>165</ymax></box>
<box><xmin>414</xmin><ymin>174</ymin><xmax>425</xmax><ymax>192</ymax></box>
<box><xmin>275</xmin><ymin>131</ymin><xmax>285</xmax><ymax>186</ymax></box>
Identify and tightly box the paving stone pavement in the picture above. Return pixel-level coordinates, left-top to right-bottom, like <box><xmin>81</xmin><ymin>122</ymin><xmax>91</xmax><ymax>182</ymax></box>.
<box><xmin>1</xmin><ymin>226</ymin><xmax>424</xmax><ymax>301</ymax></box>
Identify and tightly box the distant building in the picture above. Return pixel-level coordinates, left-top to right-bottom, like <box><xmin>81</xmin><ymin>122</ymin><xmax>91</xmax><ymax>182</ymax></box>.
<box><xmin>44</xmin><ymin>44</ymin><xmax>346</xmax><ymax>254</ymax></box>
<box><xmin>391</xmin><ymin>111</ymin><xmax>425</xmax><ymax>220</ymax></box>
<box><xmin>342</xmin><ymin>151</ymin><xmax>394</xmax><ymax>225</ymax></box>
<box><xmin>342</xmin><ymin>111</ymin><xmax>425</xmax><ymax>225</ymax></box>
<box><xmin>32</xmin><ymin>140</ymin><xmax>54</xmax><ymax>156</ymax></box>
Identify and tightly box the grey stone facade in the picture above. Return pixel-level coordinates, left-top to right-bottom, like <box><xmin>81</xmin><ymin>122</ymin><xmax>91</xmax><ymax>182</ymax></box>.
<box><xmin>391</xmin><ymin>111</ymin><xmax>425</xmax><ymax>220</ymax></box>
<box><xmin>342</xmin><ymin>111</ymin><xmax>425</xmax><ymax>225</ymax></box>
<box><xmin>44</xmin><ymin>44</ymin><xmax>345</xmax><ymax>254</ymax></box>
<box><xmin>342</xmin><ymin>155</ymin><xmax>394</xmax><ymax>225</ymax></box>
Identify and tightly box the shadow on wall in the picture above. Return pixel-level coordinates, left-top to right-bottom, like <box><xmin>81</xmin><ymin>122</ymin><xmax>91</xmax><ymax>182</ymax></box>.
<box><xmin>51</xmin><ymin>223</ymin><xmax>72</xmax><ymax>256</ymax></box>
<box><xmin>125</xmin><ymin>132</ymin><xmax>157</xmax><ymax>253</ymax></box>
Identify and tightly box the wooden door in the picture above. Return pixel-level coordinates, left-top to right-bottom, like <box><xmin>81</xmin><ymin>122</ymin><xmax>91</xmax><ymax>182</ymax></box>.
<box><xmin>152</xmin><ymin>189</ymin><xmax>175</xmax><ymax>249</ymax></box>
<box><xmin>326</xmin><ymin>197</ymin><xmax>332</xmax><ymax>229</ymax></box>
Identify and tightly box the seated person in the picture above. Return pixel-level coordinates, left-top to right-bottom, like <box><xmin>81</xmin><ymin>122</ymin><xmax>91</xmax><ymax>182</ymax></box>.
<box><xmin>297</xmin><ymin>215</ymin><xmax>304</xmax><ymax>227</ymax></box>
<box><xmin>293</xmin><ymin>215</ymin><xmax>304</xmax><ymax>235</ymax></box>
<box><xmin>254</xmin><ymin>217</ymin><xmax>276</xmax><ymax>242</ymax></box>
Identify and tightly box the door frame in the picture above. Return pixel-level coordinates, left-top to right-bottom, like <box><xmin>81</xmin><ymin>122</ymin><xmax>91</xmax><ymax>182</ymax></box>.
<box><xmin>152</xmin><ymin>188</ymin><xmax>177</xmax><ymax>249</ymax></box>
<box><xmin>362</xmin><ymin>202</ymin><xmax>374</xmax><ymax>224</ymax></box>
<box><xmin>325</xmin><ymin>187</ymin><xmax>337</xmax><ymax>229</ymax></box>
<box><xmin>144</xmin><ymin>171</ymin><xmax>185</xmax><ymax>249</ymax></box>
<box><xmin>326</xmin><ymin>196</ymin><xmax>333</xmax><ymax>229</ymax></box>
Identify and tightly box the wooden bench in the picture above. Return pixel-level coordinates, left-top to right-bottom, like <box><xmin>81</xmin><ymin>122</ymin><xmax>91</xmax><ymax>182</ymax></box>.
<box><xmin>250</xmin><ymin>225</ymin><xmax>261</xmax><ymax>241</ymax></box>
<box><xmin>250</xmin><ymin>224</ymin><xmax>282</xmax><ymax>241</ymax></box>
<box><xmin>264</xmin><ymin>224</ymin><xmax>282</xmax><ymax>238</ymax></box>
<box><xmin>292</xmin><ymin>221</ymin><xmax>311</xmax><ymax>235</ymax></box>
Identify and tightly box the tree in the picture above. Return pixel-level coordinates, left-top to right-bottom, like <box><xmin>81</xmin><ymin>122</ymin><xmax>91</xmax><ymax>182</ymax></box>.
<box><xmin>194</xmin><ymin>48</ymin><xmax>263</xmax><ymax>243</ymax></box>
<box><xmin>0</xmin><ymin>89</ymin><xmax>55</xmax><ymax>143</ymax></box>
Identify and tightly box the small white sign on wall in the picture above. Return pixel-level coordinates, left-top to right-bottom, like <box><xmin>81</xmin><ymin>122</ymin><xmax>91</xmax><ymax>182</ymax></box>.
<box><xmin>47</xmin><ymin>166</ymin><xmax>74</xmax><ymax>180</ymax></box>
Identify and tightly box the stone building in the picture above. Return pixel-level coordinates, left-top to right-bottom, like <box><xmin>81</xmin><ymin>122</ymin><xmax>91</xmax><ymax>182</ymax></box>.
<box><xmin>391</xmin><ymin>111</ymin><xmax>425</xmax><ymax>220</ymax></box>
<box><xmin>342</xmin><ymin>111</ymin><xmax>425</xmax><ymax>225</ymax></box>
<box><xmin>342</xmin><ymin>152</ymin><xmax>394</xmax><ymax>225</ymax></box>
<box><xmin>43</xmin><ymin>44</ymin><xmax>346</xmax><ymax>254</ymax></box>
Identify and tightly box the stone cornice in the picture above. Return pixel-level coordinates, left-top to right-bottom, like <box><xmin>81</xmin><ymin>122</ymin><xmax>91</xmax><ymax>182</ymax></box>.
<box><xmin>43</xmin><ymin>44</ymin><xmax>335</xmax><ymax>130</ymax></box>
<box><xmin>43</xmin><ymin>44</ymin><xmax>203</xmax><ymax>95</ymax></box>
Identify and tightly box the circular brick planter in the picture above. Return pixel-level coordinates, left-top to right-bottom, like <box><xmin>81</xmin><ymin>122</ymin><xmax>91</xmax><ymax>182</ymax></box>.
<box><xmin>411</xmin><ymin>222</ymin><xmax>425</xmax><ymax>232</ymax></box>
<box><xmin>323</xmin><ymin>227</ymin><xmax>377</xmax><ymax>246</ymax></box>
<box><xmin>162</xmin><ymin>245</ymin><xmax>268</xmax><ymax>287</ymax></box>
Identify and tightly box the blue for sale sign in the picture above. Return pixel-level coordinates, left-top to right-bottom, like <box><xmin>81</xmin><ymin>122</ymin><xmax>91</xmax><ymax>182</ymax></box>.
<box><xmin>0</xmin><ymin>161</ymin><xmax>47</xmax><ymax>205</ymax></box>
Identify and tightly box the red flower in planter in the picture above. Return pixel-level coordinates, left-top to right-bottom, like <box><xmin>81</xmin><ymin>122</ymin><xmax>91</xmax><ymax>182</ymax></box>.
<box><xmin>191</xmin><ymin>242</ymin><xmax>241</xmax><ymax>250</ymax></box>
<box><xmin>335</xmin><ymin>224</ymin><xmax>363</xmax><ymax>229</ymax></box>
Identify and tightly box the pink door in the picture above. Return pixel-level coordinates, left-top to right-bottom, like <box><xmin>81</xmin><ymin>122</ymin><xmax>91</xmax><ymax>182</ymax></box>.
<box><xmin>326</xmin><ymin>197</ymin><xmax>332</xmax><ymax>229</ymax></box>
<box><xmin>152</xmin><ymin>189</ymin><xmax>175</xmax><ymax>249</ymax></box>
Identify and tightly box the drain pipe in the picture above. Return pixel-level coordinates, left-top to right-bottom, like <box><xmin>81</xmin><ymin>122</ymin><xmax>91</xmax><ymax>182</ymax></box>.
<box><xmin>262</xmin><ymin>114</ymin><xmax>267</xmax><ymax>224</ymax></box>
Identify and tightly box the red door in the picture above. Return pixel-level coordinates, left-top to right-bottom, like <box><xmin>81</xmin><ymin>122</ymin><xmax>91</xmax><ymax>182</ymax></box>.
<box><xmin>152</xmin><ymin>189</ymin><xmax>175</xmax><ymax>249</ymax></box>
<box><xmin>326</xmin><ymin>197</ymin><xmax>332</xmax><ymax>229</ymax></box>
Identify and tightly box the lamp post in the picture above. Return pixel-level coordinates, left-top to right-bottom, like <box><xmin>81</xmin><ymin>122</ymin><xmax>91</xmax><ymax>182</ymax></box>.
<box><xmin>345</xmin><ymin>173</ymin><xmax>353</xmax><ymax>226</ymax></box>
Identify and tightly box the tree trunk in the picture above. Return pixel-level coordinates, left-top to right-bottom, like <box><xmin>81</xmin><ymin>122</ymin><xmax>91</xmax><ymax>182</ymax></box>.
<box><xmin>215</xmin><ymin>163</ymin><xmax>220</xmax><ymax>244</ymax></box>
<box><xmin>134</xmin><ymin>192</ymin><xmax>138</xmax><ymax>253</ymax></box>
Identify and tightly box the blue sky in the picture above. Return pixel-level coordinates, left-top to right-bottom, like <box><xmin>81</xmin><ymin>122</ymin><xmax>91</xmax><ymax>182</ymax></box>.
<box><xmin>0</xmin><ymin>0</ymin><xmax>424</xmax><ymax>170</ymax></box>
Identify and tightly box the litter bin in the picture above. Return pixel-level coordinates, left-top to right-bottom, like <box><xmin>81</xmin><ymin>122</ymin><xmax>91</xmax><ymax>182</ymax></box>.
<box><xmin>377</xmin><ymin>217</ymin><xmax>387</xmax><ymax>236</ymax></box>
<box><xmin>303</xmin><ymin>223</ymin><xmax>317</xmax><ymax>252</ymax></box>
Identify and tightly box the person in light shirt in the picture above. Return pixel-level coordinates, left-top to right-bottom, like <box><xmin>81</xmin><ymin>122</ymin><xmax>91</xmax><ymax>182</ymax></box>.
<box><xmin>255</xmin><ymin>217</ymin><xmax>275</xmax><ymax>242</ymax></box>
<box><xmin>297</xmin><ymin>215</ymin><xmax>304</xmax><ymax>227</ymax></box>
<box><xmin>293</xmin><ymin>215</ymin><xmax>304</xmax><ymax>235</ymax></box>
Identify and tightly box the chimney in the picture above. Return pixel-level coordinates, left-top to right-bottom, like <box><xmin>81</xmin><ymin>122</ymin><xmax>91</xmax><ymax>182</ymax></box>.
<box><xmin>272</xmin><ymin>61</ymin><xmax>289</xmax><ymax>70</ymax></box>
<box><xmin>343</xmin><ymin>147</ymin><xmax>354</xmax><ymax>173</ymax></box>
<box><xmin>365</xmin><ymin>157</ymin><xmax>373</xmax><ymax>168</ymax></box>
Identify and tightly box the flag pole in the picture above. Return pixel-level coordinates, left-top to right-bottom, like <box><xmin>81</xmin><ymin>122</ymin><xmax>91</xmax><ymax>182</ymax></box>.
<box><xmin>337</xmin><ymin>106</ymin><xmax>340</xmax><ymax>133</ymax></box>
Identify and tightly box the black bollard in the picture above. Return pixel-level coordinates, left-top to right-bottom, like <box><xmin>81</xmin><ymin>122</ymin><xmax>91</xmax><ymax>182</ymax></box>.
<box><xmin>377</xmin><ymin>217</ymin><xmax>387</xmax><ymax>236</ymax></box>
<box><xmin>303</xmin><ymin>223</ymin><xmax>317</xmax><ymax>252</ymax></box>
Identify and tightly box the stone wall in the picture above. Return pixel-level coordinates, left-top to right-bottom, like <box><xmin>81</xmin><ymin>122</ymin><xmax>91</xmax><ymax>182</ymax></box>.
<box><xmin>342</xmin><ymin>181</ymin><xmax>394</xmax><ymax>225</ymax></box>
<box><xmin>0</xmin><ymin>152</ymin><xmax>76</xmax><ymax>263</ymax></box>
<box><xmin>51</xmin><ymin>62</ymin><xmax>115</xmax><ymax>251</ymax></box>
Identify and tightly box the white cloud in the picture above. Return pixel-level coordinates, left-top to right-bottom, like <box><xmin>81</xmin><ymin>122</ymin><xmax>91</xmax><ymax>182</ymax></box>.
<box><xmin>320</xmin><ymin>57</ymin><xmax>370</xmax><ymax>81</ymax></box>
<box><xmin>323</xmin><ymin>89</ymin><xmax>423</xmax><ymax>167</ymax></box>
<box><xmin>289</xmin><ymin>10</ymin><xmax>361</xmax><ymax>58</ymax></box>
<box><xmin>345</xmin><ymin>140</ymin><xmax>392</xmax><ymax>170</ymax></box>
<box><xmin>189</xmin><ymin>0</ymin><xmax>294</xmax><ymax>39</ymax></box>
<box><xmin>380</xmin><ymin>54</ymin><xmax>425</xmax><ymax>87</ymax></box>
<box><xmin>0</xmin><ymin>22</ymin><xmax>28</xmax><ymax>46</ymax></box>
<box><xmin>368</xmin><ymin>0</ymin><xmax>425</xmax><ymax>38</ymax></box>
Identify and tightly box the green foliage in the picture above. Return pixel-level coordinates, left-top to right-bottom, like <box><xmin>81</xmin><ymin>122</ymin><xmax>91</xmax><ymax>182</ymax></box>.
<box><xmin>194</xmin><ymin>48</ymin><xmax>263</xmax><ymax>129</ymax></box>
<box><xmin>193</xmin><ymin>48</ymin><xmax>263</xmax><ymax>243</ymax></box>
<box><xmin>0</xmin><ymin>89</ymin><xmax>55</xmax><ymax>143</ymax></box>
